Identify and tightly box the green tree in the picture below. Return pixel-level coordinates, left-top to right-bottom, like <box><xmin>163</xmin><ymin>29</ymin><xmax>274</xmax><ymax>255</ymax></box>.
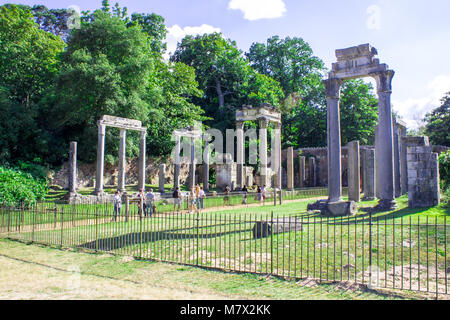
<box><xmin>247</xmin><ymin>36</ymin><xmax>326</xmax><ymax>147</ymax></box>
<box><xmin>171</xmin><ymin>32</ymin><xmax>283</xmax><ymax>132</ymax></box>
<box><xmin>424</xmin><ymin>92</ymin><xmax>450</xmax><ymax>147</ymax></box>
<box><xmin>339</xmin><ymin>79</ymin><xmax>379</xmax><ymax>146</ymax></box>
<box><xmin>51</xmin><ymin>9</ymin><xmax>153</xmax><ymax>162</ymax></box>
<box><xmin>0</xmin><ymin>5</ymin><xmax>65</xmax><ymax>164</ymax></box>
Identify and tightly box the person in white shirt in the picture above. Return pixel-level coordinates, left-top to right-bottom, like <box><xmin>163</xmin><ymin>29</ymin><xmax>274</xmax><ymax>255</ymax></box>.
<box><xmin>113</xmin><ymin>191</ymin><xmax>122</xmax><ymax>221</ymax></box>
<box><xmin>145</xmin><ymin>189</ymin><xmax>155</xmax><ymax>217</ymax></box>
<box><xmin>198</xmin><ymin>187</ymin><xmax>206</xmax><ymax>210</ymax></box>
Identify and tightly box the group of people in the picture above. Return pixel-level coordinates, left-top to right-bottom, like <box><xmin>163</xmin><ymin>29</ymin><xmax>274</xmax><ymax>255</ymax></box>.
<box><xmin>112</xmin><ymin>183</ymin><xmax>269</xmax><ymax>220</ymax></box>
<box><xmin>241</xmin><ymin>185</ymin><xmax>267</xmax><ymax>205</ymax></box>
<box><xmin>172</xmin><ymin>184</ymin><xmax>207</xmax><ymax>213</ymax></box>
<box><xmin>112</xmin><ymin>188</ymin><xmax>156</xmax><ymax>221</ymax></box>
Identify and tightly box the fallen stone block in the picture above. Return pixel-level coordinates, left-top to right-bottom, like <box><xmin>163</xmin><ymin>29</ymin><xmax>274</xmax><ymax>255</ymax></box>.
<box><xmin>253</xmin><ymin>218</ymin><xmax>303</xmax><ymax>239</ymax></box>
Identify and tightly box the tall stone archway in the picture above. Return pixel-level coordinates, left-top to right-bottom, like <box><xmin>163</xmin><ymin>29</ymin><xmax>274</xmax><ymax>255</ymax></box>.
<box><xmin>325</xmin><ymin>44</ymin><xmax>396</xmax><ymax>213</ymax></box>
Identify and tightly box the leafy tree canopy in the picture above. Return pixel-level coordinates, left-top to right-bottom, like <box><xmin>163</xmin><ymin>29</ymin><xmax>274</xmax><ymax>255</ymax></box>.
<box><xmin>424</xmin><ymin>92</ymin><xmax>450</xmax><ymax>147</ymax></box>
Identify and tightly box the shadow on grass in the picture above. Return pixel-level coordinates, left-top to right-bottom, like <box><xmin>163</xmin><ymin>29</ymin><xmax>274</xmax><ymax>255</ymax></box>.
<box><xmin>79</xmin><ymin>224</ymin><xmax>254</xmax><ymax>251</ymax></box>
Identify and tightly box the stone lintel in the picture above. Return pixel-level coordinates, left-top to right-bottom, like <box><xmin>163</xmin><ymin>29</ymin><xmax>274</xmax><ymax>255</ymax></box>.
<box><xmin>100</xmin><ymin>115</ymin><xmax>142</xmax><ymax>129</ymax></box>
<box><xmin>98</xmin><ymin>120</ymin><xmax>146</xmax><ymax>132</ymax></box>
<box><xmin>173</xmin><ymin>129</ymin><xmax>203</xmax><ymax>139</ymax></box>
<box><xmin>329</xmin><ymin>63</ymin><xmax>388</xmax><ymax>80</ymax></box>
<box><xmin>236</xmin><ymin>105</ymin><xmax>282</xmax><ymax>124</ymax></box>
<box><xmin>335</xmin><ymin>44</ymin><xmax>377</xmax><ymax>61</ymax></box>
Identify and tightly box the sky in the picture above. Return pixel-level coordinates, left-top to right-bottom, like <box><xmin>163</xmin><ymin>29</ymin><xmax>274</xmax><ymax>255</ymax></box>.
<box><xmin>2</xmin><ymin>0</ymin><xmax>450</xmax><ymax>129</ymax></box>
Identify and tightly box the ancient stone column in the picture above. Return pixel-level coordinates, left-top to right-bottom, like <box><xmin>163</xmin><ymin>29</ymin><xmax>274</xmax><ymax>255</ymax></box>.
<box><xmin>375</xmin><ymin>125</ymin><xmax>381</xmax><ymax>199</ymax></box>
<box><xmin>259</xmin><ymin>118</ymin><xmax>269</xmax><ymax>187</ymax></box>
<box><xmin>362</xmin><ymin>148</ymin><xmax>376</xmax><ymax>201</ymax></box>
<box><xmin>203</xmin><ymin>138</ymin><xmax>210</xmax><ymax>192</ymax></box>
<box><xmin>374</xmin><ymin>71</ymin><xmax>396</xmax><ymax>210</ymax></box>
<box><xmin>274</xmin><ymin>122</ymin><xmax>282</xmax><ymax>189</ymax></box>
<box><xmin>309</xmin><ymin>157</ymin><xmax>316</xmax><ymax>187</ymax></box>
<box><xmin>118</xmin><ymin>129</ymin><xmax>127</xmax><ymax>193</ymax></box>
<box><xmin>138</xmin><ymin>130</ymin><xmax>146</xmax><ymax>192</ymax></box>
<box><xmin>159</xmin><ymin>164</ymin><xmax>166</xmax><ymax>193</ymax></box>
<box><xmin>393</xmin><ymin>124</ymin><xmax>402</xmax><ymax>198</ymax></box>
<box><xmin>299</xmin><ymin>156</ymin><xmax>306</xmax><ymax>188</ymax></box>
<box><xmin>69</xmin><ymin>142</ymin><xmax>77</xmax><ymax>194</ymax></box>
<box><xmin>236</xmin><ymin>121</ymin><xmax>245</xmax><ymax>189</ymax></box>
<box><xmin>189</xmin><ymin>137</ymin><xmax>196</xmax><ymax>189</ymax></box>
<box><xmin>347</xmin><ymin>141</ymin><xmax>360</xmax><ymax>202</ymax></box>
<box><xmin>398</xmin><ymin>126</ymin><xmax>408</xmax><ymax>196</ymax></box>
<box><xmin>325</xmin><ymin>78</ymin><xmax>343</xmax><ymax>203</ymax></box>
<box><xmin>174</xmin><ymin>135</ymin><xmax>181</xmax><ymax>191</ymax></box>
<box><xmin>287</xmin><ymin>147</ymin><xmax>294</xmax><ymax>190</ymax></box>
<box><xmin>95</xmin><ymin>123</ymin><xmax>106</xmax><ymax>195</ymax></box>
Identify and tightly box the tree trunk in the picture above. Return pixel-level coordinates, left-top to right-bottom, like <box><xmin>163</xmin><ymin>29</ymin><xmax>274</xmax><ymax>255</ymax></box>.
<box><xmin>215</xmin><ymin>78</ymin><xmax>225</xmax><ymax>109</ymax></box>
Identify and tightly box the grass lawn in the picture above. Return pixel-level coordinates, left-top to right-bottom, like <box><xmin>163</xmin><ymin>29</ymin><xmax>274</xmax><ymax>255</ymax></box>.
<box><xmin>2</xmin><ymin>195</ymin><xmax>449</xmax><ymax>298</ymax></box>
<box><xmin>0</xmin><ymin>238</ymin><xmax>417</xmax><ymax>300</ymax></box>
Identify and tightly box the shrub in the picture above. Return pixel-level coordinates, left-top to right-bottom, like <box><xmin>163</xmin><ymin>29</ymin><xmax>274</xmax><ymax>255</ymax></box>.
<box><xmin>439</xmin><ymin>151</ymin><xmax>450</xmax><ymax>192</ymax></box>
<box><xmin>0</xmin><ymin>166</ymin><xmax>48</xmax><ymax>207</ymax></box>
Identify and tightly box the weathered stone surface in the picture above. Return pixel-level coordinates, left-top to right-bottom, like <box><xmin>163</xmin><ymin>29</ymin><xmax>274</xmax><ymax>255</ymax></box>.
<box><xmin>307</xmin><ymin>199</ymin><xmax>328</xmax><ymax>212</ymax></box>
<box><xmin>407</xmin><ymin>145</ymin><xmax>440</xmax><ymax>208</ymax></box>
<box><xmin>362</xmin><ymin>148</ymin><xmax>375</xmax><ymax>201</ymax></box>
<box><xmin>287</xmin><ymin>147</ymin><xmax>294</xmax><ymax>190</ymax></box>
<box><xmin>347</xmin><ymin>141</ymin><xmax>360</xmax><ymax>202</ymax></box>
<box><xmin>253</xmin><ymin>218</ymin><xmax>303</xmax><ymax>239</ymax></box>
<box><xmin>237</xmin><ymin>104</ymin><xmax>281</xmax><ymax>124</ymax></box>
<box><xmin>326</xmin><ymin>201</ymin><xmax>357</xmax><ymax>217</ymax></box>
<box><xmin>68</xmin><ymin>142</ymin><xmax>77</xmax><ymax>194</ymax></box>
<box><xmin>298</xmin><ymin>156</ymin><xmax>306</xmax><ymax>188</ymax></box>
<box><xmin>215</xmin><ymin>153</ymin><xmax>236</xmax><ymax>191</ymax></box>
<box><xmin>100</xmin><ymin>115</ymin><xmax>142</xmax><ymax>129</ymax></box>
<box><xmin>159</xmin><ymin>164</ymin><xmax>166</xmax><ymax>193</ymax></box>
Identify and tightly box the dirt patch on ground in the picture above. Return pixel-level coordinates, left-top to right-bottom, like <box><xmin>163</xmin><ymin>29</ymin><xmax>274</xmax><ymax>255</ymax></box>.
<box><xmin>0</xmin><ymin>253</ymin><xmax>236</xmax><ymax>300</ymax></box>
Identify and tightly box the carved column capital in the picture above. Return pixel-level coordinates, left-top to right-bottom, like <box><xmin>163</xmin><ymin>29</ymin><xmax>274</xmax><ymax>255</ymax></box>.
<box><xmin>236</xmin><ymin>121</ymin><xmax>245</xmax><ymax>130</ymax></box>
<box><xmin>372</xmin><ymin>70</ymin><xmax>395</xmax><ymax>93</ymax></box>
<box><xmin>258</xmin><ymin>118</ymin><xmax>269</xmax><ymax>129</ymax></box>
<box><xmin>324</xmin><ymin>78</ymin><xmax>342</xmax><ymax>99</ymax></box>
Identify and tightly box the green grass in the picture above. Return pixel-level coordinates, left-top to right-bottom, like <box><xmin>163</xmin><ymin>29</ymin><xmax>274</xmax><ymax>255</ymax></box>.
<box><xmin>2</xmin><ymin>195</ymin><xmax>449</xmax><ymax>296</ymax></box>
<box><xmin>0</xmin><ymin>238</ymin><xmax>409</xmax><ymax>300</ymax></box>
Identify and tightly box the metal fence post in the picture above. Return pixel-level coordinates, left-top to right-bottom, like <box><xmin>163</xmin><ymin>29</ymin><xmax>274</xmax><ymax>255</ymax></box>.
<box><xmin>369</xmin><ymin>210</ymin><xmax>373</xmax><ymax>285</ymax></box>
<box><xmin>196</xmin><ymin>210</ymin><xmax>200</xmax><ymax>266</ymax></box>
<box><xmin>32</xmin><ymin>202</ymin><xmax>36</xmax><ymax>243</ymax></box>
<box><xmin>60</xmin><ymin>206</ymin><xmax>64</xmax><ymax>248</ymax></box>
<box><xmin>270</xmin><ymin>211</ymin><xmax>274</xmax><ymax>275</ymax></box>
<box><xmin>95</xmin><ymin>200</ymin><xmax>99</xmax><ymax>252</ymax></box>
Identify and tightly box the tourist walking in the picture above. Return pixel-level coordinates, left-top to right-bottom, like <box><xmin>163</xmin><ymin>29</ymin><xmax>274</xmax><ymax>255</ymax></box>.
<box><xmin>198</xmin><ymin>187</ymin><xmax>206</xmax><ymax>210</ymax></box>
<box><xmin>195</xmin><ymin>184</ymin><xmax>201</xmax><ymax>209</ymax></box>
<box><xmin>145</xmin><ymin>188</ymin><xmax>155</xmax><ymax>217</ymax></box>
<box><xmin>262</xmin><ymin>185</ymin><xmax>267</xmax><ymax>205</ymax></box>
<box><xmin>224</xmin><ymin>185</ymin><xmax>231</xmax><ymax>206</ymax></box>
<box><xmin>173</xmin><ymin>187</ymin><xmax>182</xmax><ymax>212</ymax></box>
<box><xmin>241</xmin><ymin>185</ymin><xmax>248</xmax><ymax>205</ymax></box>
<box><xmin>189</xmin><ymin>187</ymin><xmax>197</xmax><ymax>213</ymax></box>
<box><xmin>113</xmin><ymin>191</ymin><xmax>122</xmax><ymax>221</ymax></box>
<box><xmin>256</xmin><ymin>186</ymin><xmax>262</xmax><ymax>203</ymax></box>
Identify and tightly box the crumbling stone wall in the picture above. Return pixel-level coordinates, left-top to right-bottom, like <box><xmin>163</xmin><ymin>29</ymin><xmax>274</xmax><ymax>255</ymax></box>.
<box><xmin>407</xmin><ymin>146</ymin><xmax>440</xmax><ymax>208</ymax></box>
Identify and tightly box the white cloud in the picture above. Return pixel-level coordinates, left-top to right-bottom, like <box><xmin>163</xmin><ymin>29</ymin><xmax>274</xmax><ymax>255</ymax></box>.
<box><xmin>228</xmin><ymin>0</ymin><xmax>286</xmax><ymax>21</ymax></box>
<box><xmin>393</xmin><ymin>75</ymin><xmax>450</xmax><ymax>130</ymax></box>
<box><xmin>164</xmin><ymin>24</ymin><xmax>221</xmax><ymax>60</ymax></box>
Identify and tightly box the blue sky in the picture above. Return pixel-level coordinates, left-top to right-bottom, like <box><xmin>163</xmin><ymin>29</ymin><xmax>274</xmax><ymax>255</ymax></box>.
<box><xmin>2</xmin><ymin>0</ymin><xmax>450</xmax><ymax>129</ymax></box>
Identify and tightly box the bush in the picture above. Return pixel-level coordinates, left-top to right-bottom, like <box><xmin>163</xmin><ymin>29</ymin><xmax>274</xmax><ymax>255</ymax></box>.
<box><xmin>439</xmin><ymin>151</ymin><xmax>450</xmax><ymax>192</ymax></box>
<box><xmin>0</xmin><ymin>166</ymin><xmax>48</xmax><ymax>207</ymax></box>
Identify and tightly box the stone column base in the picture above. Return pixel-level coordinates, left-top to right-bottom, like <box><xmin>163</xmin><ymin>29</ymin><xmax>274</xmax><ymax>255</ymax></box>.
<box><xmin>362</xmin><ymin>196</ymin><xmax>376</xmax><ymax>201</ymax></box>
<box><xmin>307</xmin><ymin>200</ymin><xmax>357</xmax><ymax>217</ymax></box>
<box><xmin>374</xmin><ymin>199</ymin><xmax>397</xmax><ymax>212</ymax></box>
